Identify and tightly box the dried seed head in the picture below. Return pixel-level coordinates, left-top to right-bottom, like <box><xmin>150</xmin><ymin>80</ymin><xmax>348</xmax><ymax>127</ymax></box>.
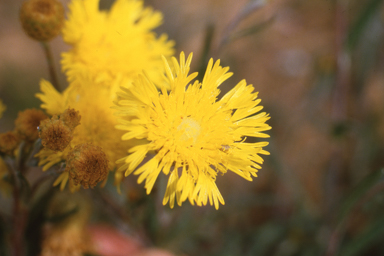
<box><xmin>66</xmin><ymin>143</ymin><xmax>109</xmax><ymax>189</ymax></box>
<box><xmin>60</xmin><ymin>108</ymin><xmax>81</xmax><ymax>131</ymax></box>
<box><xmin>19</xmin><ymin>0</ymin><xmax>65</xmax><ymax>41</ymax></box>
<box><xmin>15</xmin><ymin>109</ymin><xmax>48</xmax><ymax>141</ymax></box>
<box><xmin>39</xmin><ymin>118</ymin><xmax>72</xmax><ymax>152</ymax></box>
<box><xmin>0</xmin><ymin>131</ymin><xmax>21</xmax><ymax>155</ymax></box>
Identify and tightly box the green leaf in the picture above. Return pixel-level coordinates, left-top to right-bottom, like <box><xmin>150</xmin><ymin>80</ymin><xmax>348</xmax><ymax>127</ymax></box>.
<box><xmin>347</xmin><ymin>0</ymin><xmax>384</xmax><ymax>50</ymax></box>
<box><xmin>227</xmin><ymin>17</ymin><xmax>274</xmax><ymax>44</ymax></box>
<box><xmin>339</xmin><ymin>216</ymin><xmax>384</xmax><ymax>256</ymax></box>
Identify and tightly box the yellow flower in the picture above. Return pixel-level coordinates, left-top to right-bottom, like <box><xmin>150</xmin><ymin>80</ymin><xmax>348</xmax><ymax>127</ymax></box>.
<box><xmin>35</xmin><ymin>77</ymin><xmax>131</xmax><ymax>190</ymax></box>
<box><xmin>114</xmin><ymin>52</ymin><xmax>271</xmax><ymax>209</ymax></box>
<box><xmin>61</xmin><ymin>0</ymin><xmax>174</xmax><ymax>85</ymax></box>
<box><xmin>0</xmin><ymin>100</ymin><xmax>6</xmax><ymax>118</ymax></box>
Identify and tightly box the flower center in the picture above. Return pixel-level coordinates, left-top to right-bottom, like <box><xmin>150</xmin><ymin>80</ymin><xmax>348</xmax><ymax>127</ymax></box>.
<box><xmin>177</xmin><ymin>117</ymin><xmax>201</xmax><ymax>143</ymax></box>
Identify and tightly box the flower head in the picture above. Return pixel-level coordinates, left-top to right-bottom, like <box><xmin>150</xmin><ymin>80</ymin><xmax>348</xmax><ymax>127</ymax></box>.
<box><xmin>39</xmin><ymin>117</ymin><xmax>73</xmax><ymax>152</ymax></box>
<box><xmin>114</xmin><ymin>52</ymin><xmax>271</xmax><ymax>209</ymax></box>
<box><xmin>61</xmin><ymin>0</ymin><xmax>174</xmax><ymax>85</ymax></box>
<box><xmin>19</xmin><ymin>0</ymin><xmax>65</xmax><ymax>41</ymax></box>
<box><xmin>36</xmin><ymin>77</ymin><xmax>130</xmax><ymax>171</ymax></box>
<box><xmin>0</xmin><ymin>131</ymin><xmax>21</xmax><ymax>156</ymax></box>
<box><xmin>15</xmin><ymin>108</ymin><xmax>48</xmax><ymax>141</ymax></box>
<box><xmin>35</xmin><ymin>76</ymin><xmax>133</xmax><ymax>192</ymax></box>
<box><xmin>60</xmin><ymin>108</ymin><xmax>81</xmax><ymax>131</ymax></box>
<box><xmin>66</xmin><ymin>143</ymin><xmax>109</xmax><ymax>189</ymax></box>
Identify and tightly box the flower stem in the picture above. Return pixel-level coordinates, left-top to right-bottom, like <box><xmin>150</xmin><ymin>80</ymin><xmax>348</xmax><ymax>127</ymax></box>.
<box><xmin>41</xmin><ymin>42</ymin><xmax>61</xmax><ymax>92</ymax></box>
<box><xmin>10</xmin><ymin>164</ymin><xmax>27</xmax><ymax>256</ymax></box>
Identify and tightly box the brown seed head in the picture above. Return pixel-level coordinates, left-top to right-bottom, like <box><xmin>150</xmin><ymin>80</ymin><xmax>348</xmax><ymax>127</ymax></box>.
<box><xmin>66</xmin><ymin>143</ymin><xmax>109</xmax><ymax>189</ymax></box>
<box><xmin>39</xmin><ymin>118</ymin><xmax>72</xmax><ymax>152</ymax></box>
<box><xmin>0</xmin><ymin>131</ymin><xmax>21</xmax><ymax>155</ymax></box>
<box><xmin>60</xmin><ymin>108</ymin><xmax>81</xmax><ymax>131</ymax></box>
<box><xmin>15</xmin><ymin>109</ymin><xmax>48</xmax><ymax>141</ymax></box>
<box><xmin>19</xmin><ymin>0</ymin><xmax>65</xmax><ymax>41</ymax></box>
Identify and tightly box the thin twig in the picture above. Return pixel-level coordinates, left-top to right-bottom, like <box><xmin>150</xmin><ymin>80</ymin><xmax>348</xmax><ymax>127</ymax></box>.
<box><xmin>8</xmin><ymin>156</ymin><xmax>27</xmax><ymax>256</ymax></box>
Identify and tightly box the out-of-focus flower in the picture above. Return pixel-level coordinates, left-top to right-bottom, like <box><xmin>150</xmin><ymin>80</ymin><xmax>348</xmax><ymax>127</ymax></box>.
<box><xmin>19</xmin><ymin>0</ymin><xmax>65</xmax><ymax>41</ymax></box>
<box><xmin>88</xmin><ymin>225</ymin><xmax>142</xmax><ymax>256</ymax></box>
<box><xmin>15</xmin><ymin>108</ymin><xmax>48</xmax><ymax>141</ymax></box>
<box><xmin>114</xmin><ymin>52</ymin><xmax>271</xmax><ymax>209</ymax></box>
<box><xmin>0</xmin><ymin>100</ymin><xmax>6</xmax><ymax>118</ymax></box>
<box><xmin>61</xmin><ymin>0</ymin><xmax>174</xmax><ymax>86</ymax></box>
<box><xmin>0</xmin><ymin>131</ymin><xmax>21</xmax><ymax>156</ymax></box>
<box><xmin>41</xmin><ymin>192</ymin><xmax>91</xmax><ymax>256</ymax></box>
<box><xmin>41</xmin><ymin>224</ymin><xmax>89</xmax><ymax>256</ymax></box>
<box><xmin>36</xmin><ymin>78</ymin><xmax>130</xmax><ymax>166</ymax></box>
<box><xmin>35</xmin><ymin>77</ymin><xmax>132</xmax><ymax>191</ymax></box>
<box><xmin>88</xmin><ymin>224</ymin><xmax>177</xmax><ymax>256</ymax></box>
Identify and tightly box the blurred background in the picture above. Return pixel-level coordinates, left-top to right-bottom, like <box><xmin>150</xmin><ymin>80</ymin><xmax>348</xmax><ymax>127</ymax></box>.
<box><xmin>1</xmin><ymin>0</ymin><xmax>384</xmax><ymax>255</ymax></box>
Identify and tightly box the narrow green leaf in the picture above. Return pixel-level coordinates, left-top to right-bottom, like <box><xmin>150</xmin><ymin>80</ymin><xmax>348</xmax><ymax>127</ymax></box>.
<box><xmin>339</xmin><ymin>217</ymin><xmax>384</xmax><ymax>256</ymax></box>
<box><xmin>347</xmin><ymin>0</ymin><xmax>384</xmax><ymax>50</ymax></box>
<box><xmin>227</xmin><ymin>17</ymin><xmax>274</xmax><ymax>44</ymax></box>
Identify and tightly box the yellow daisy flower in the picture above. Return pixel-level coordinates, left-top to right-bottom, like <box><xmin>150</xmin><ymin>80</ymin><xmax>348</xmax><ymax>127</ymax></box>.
<box><xmin>61</xmin><ymin>0</ymin><xmax>174</xmax><ymax>85</ymax></box>
<box><xmin>114</xmin><ymin>52</ymin><xmax>271</xmax><ymax>209</ymax></box>
<box><xmin>35</xmin><ymin>77</ymin><xmax>131</xmax><ymax>190</ymax></box>
<box><xmin>0</xmin><ymin>100</ymin><xmax>6</xmax><ymax>119</ymax></box>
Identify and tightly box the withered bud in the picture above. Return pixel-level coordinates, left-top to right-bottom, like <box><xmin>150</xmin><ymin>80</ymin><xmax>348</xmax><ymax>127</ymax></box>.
<box><xmin>0</xmin><ymin>131</ymin><xmax>21</xmax><ymax>155</ymax></box>
<box><xmin>60</xmin><ymin>108</ymin><xmax>81</xmax><ymax>131</ymax></box>
<box><xmin>66</xmin><ymin>143</ymin><xmax>109</xmax><ymax>189</ymax></box>
<box><xmin>39</xmin><ymin>118</ymin><xmax>72</xmax><ymax>152</ymax></box>
<box><xmin>19</xmin><ymin>0</ymin><xmax>65</xmax><ymax>41</ymax></box>
<box><xmin>15</xmin><ymin>108</ymin><xmax>48</xmax><ymax>141</ymax></box>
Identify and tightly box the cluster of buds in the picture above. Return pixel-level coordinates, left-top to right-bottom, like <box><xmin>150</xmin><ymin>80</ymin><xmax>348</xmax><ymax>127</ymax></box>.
<box><xmin>0</xmin><ymin>108</ymin><xmax>48</xmax><ymax>156</ymax></box>
<box><xmin>38</xmin><ymin>108</ymin><xmax>109</xmax><ymax>190</ymax></box>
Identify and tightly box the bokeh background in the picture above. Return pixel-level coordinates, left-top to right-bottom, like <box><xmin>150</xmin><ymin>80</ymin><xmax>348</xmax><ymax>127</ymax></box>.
<box><xmin>1</xmin><ymin>0</ymin><xmax>384</xmax><ymax>255</ymax></box>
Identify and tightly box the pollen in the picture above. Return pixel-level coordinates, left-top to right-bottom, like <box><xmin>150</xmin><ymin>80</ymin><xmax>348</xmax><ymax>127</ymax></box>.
<box><xmin>66</xmin><ymin>143</ymin><xmax>109</xmax><ymax>189</ymax></box>
<box><xmin>177</xmin><ymin>117</ymin><xmax>201</xmax><ymax>143</ymax></box>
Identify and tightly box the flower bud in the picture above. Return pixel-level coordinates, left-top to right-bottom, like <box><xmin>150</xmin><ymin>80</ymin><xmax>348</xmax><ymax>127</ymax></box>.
<box><xmin>19</xmin><ymin>0</ymin><xmax>65</xmax><ymax>41</ymax></box>
<box><xmin>66</xmin><ymin>143</ymin><xmax>109</xmax><ymax>189</ymax></box>
<box><xmin>15</xmin><ymin>108</ymin><xmax>48</xmax><ymax>141</ymax></box>
<box><xmin>0</xmin><ymin>131</ymin><xmax>21</xmax><ymax>155</ymax></box>
<box><xmin>60</xmin><ymin>108</ymin><xmax>81</xmax><ymax>131</ymax></box>
<box><xmin>39</xmin><ymin>118</ymin><xmax>72</xmax><ymax>152</ymax></box>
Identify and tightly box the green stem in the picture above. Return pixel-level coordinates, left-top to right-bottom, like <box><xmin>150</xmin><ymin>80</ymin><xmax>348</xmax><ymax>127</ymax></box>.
<box><xmin>41</xmin><ymin>42</ymin><xmax>61</xmax><ymax>92</ymax></box>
